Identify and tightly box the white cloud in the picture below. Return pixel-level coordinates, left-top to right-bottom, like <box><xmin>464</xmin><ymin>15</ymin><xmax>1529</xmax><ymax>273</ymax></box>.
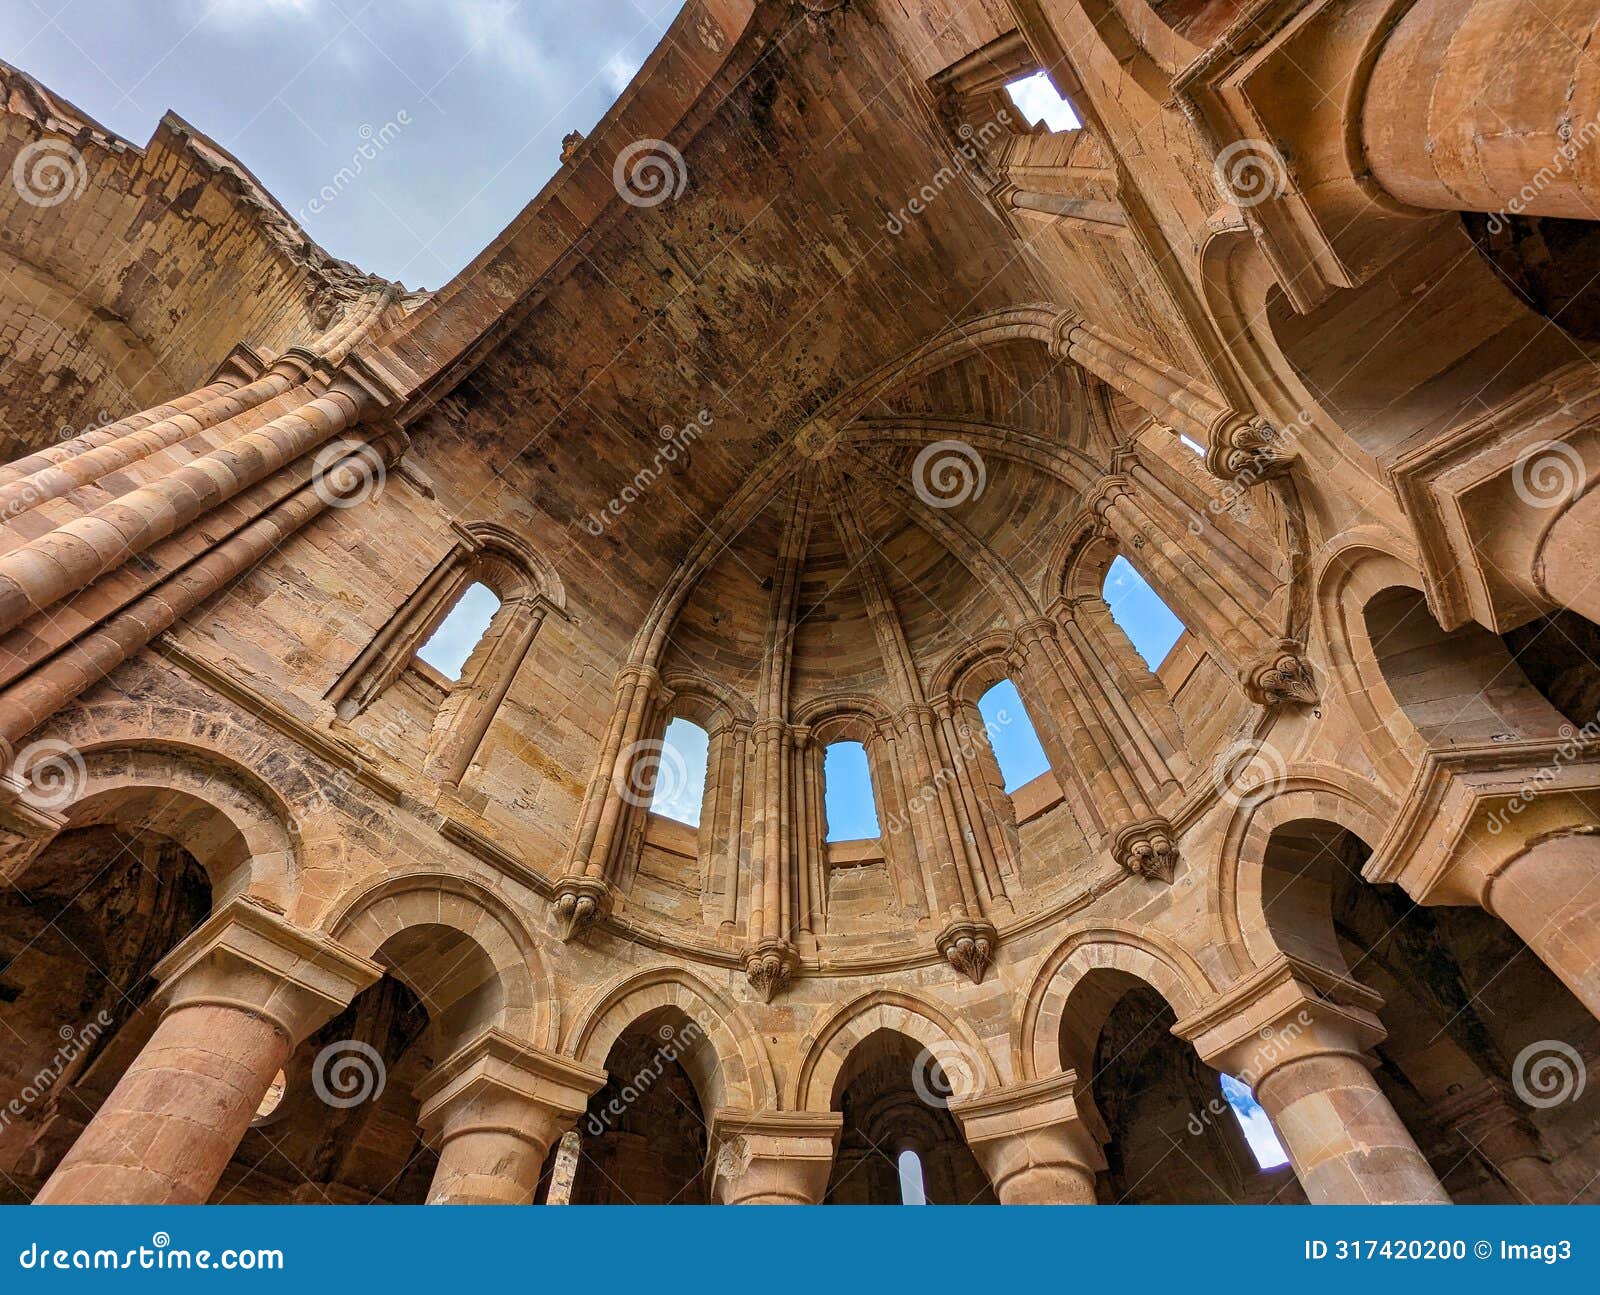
<box><xmin>602</xmin><ymin>51</ymin><xmax>640</xmax><ymax>95</ymax></box>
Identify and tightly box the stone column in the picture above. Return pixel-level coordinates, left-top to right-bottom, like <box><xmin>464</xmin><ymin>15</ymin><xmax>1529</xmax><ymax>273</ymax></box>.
<box><xmin>35</xmin><ymin>899</ymin><xmax>381</xmax><ymax>1205</ymax></box>
<box><xmin>708</xmin><ymin>1109</ymin><xmax>842</xmax><ymax>1204</ymax></box>
<box><xmin>415</xmin><ymin>1030</ymin><xmax>606</xmax><ymax>1206</ymax></box>
<box><xmin>952</xmin><ymin>1071</ymin><xmax>1106</xmax><ymax>1204</ymax></box>
<box><xmin>1364</xmin><ymin>0</ymin><xmax>1600</xmax><ymax>222</ymax></box>
<box><xmin>1177</xmin><ymin>958</ymin><xmax>1450</xmax><ymax>1205</ymax></box>
<box><xmin>1484</xmin><ymin>833</ymin><xmax>1600</xmax><ymax>1021</ymax></box>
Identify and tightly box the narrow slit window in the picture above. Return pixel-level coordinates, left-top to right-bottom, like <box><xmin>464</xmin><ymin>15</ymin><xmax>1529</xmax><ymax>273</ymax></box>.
<box><xmin>1104</xmin><ymin>556</ymin><xmax>1184</xmax><ymax>671</ymax></box>
<box><xmin>416</xmin><ymin>582</ymin><xmax>500</xmax><ymax>681</ymax></box>
<box><xmin>897</xmin><ymin>1148</ymin><xmax>927</xmax><ymax>1204</ymax></box>
<box><xmin>976</xmin><ymin>679</ymin><xmax>1050</xmax><ymax>792</ymax></box>
<box><xmin>1004</xmin><ymin>71</ymin><xmax>1080</xmax><ymax>133</ymax></box>
<box><xmin>1220</xmin><ymin>1074</ymin><xmax>1289</xmax><ymax>1170</ymax></box>
<box><xmin>649</xmin><ymin>717</ymin><xmax>709</xmax><ymax>827</ymax></box>
<box><xmin>1179</xmin><ymin>433</ymin><xmax>1206</xmax><ymax>456</ymax></box>
<box><xmin>823</xmin><ymin>741</ymin><xmax>880</xmax><ymax>841</ymax></box>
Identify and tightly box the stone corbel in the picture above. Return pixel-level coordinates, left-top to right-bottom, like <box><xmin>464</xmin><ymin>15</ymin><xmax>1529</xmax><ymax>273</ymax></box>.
<box><xmin>743</xmin><ymin>937</ymin><xmax>799</xmax><ymax>1002</ymax></box>
<box><xmin>208</xmin><ymin>341</ymin><xmax>269</xmax><ymax>387</ymax></box>
<box><xmin>937</xmin><ymin>916</ymin><xmax>998</xmax><ymax>985</ymax></box>
<box><xmin>0</xmin><ymin>768</ymin><xmax>67</xmax><ymax>883</ymax></box>
<box><xmin>1205</xmin><ymin>410</ymin><xmax>1295</xmax><ymax>483</ymax></box>
<box><xmin>551</xmin><ymin>875</ymin><xmax>613</xmax><ymax>943</ymax></box>
<box><xmin>1241</xmin><ymin>637</ymin><xmax>1318</xmax><ymax>708</ymax></box>
<box><xmin>1110</xmin><ymin>816</ymin><xmax>1178</xmax><ymax>883</ymax></box>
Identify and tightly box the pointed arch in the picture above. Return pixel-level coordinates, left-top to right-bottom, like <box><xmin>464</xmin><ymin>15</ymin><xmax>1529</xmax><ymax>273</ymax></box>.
<box><xmin>565</xmin><ymin>965</ymin><xmax>774</xmax><ymax>1111</ymax></box>
<box><xmin>793</xmin><ymin>988</ymin><xmax>1002</xmax><ymax>1112</ymax></box>
<box><xmin>1020</xmin><ymin>925</ymin><xmax>1215</xmax><ymax>1081</ymax></box>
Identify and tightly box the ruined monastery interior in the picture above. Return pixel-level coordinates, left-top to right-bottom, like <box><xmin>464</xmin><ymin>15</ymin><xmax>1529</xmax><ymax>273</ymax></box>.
<box><xmin>6</xmin><ymin>0</ymin><xmax>1600</xmax><ymax>1206</ymax></box>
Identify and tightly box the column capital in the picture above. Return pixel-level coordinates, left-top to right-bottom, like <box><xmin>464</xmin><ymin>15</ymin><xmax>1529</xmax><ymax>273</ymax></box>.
<box><xmin>1173</xmin><ymin>954</ymin><xmax>1387</xmax><ymax>1087</ymax></box>
<box><xmin>1240</xmin><ymin>637</ymin><xmax>1318</xmax><ymax>708</ymax></box>
<box><xmin>1204</xmin><ymin>411</ymin><xmax>1295</xmax><ymax>482</ymax></box>
<box><xmin>743</xmin><ymin>937</ymin><xmax>800</xmax><ymax>1002</ymax></box>
<box><xmin>951</xmin><ymin>1071</ymin><xmax>1107</xmax><ymax>1204</ymax></box>
<box><xmin>151</xmin><ymin>897</ymin><xmax>382</xmax><ymax>1045</ymax></box>
<box><xmin>936</xmin><ymin>916</ymin><xmax>998</xmax><ymax>985</ymax></box>
<box><xmin>1110</xmin><ymin>815</ymin><xmax>1178</xmax><ymax>883</ymax></box>
<box><xmin>708</xmin><ymin>1108</ymin><xmax>843</xmax><ymax>1204</ymax></box>
<box><xmin>414</xmin><ymin>1029</ymin><xmax>606</xmax><ymax>1147</ymax></box>
<box><xmin>208</xmin><ymin>341</ymin><xmax>269</xmax><ymax>387</ymax></box>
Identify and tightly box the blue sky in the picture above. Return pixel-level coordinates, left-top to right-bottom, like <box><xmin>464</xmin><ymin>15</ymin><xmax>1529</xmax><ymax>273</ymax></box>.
<box><xmin>3</xmin><ymin>0</ymin><xmax>678</xmax><ymax>285</ymax></box>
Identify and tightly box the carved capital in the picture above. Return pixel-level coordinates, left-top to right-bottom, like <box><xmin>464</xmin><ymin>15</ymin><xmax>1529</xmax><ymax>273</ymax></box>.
<box><xmin>937</xmin><ymin>917</ymin><xmax>998</xmax><ymax>985</ymax></box>
<box><xmin>1205</xmin><ymin>412</ymin><xmax>1295</xmax><ymax>482</ymax></box>
<box><xmin>743</xmin><ymin>938</ymin><xmax>799</xmax><ymax>1002</ymax></box>
<box><xmin>551</xmin><ymin>876</ymin><xmax>612</xmax><ymax>942</ymax></box>
<box><xmin>1242</xmin><ymin>639</ymin><xmax>1318</xmax><ymax>707</ymax></box>
<box><xmin>1111</xmin><ymin>817</ymin><xmax>1178</xmax><ymax>883</ymax></box>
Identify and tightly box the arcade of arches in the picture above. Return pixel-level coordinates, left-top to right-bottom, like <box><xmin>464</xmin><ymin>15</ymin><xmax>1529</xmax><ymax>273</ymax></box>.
<box><xmin>5</xmin><ymin>0</ymin><xmax>1600</xmax><ymax>1206</ymax></box>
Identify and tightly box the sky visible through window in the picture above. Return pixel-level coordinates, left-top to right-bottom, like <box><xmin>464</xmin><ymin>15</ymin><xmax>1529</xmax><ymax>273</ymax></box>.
<box><xmin>977</xmin><ymin>680</ymin><xmax>1050</xmax><ymax>792</ymax></box>
<box><xmin>824</xmin><ymin>742</ymin><xmax>881</xmax><ymax>841</ymax></box>
<box><xmin>416</xmin><ymin>582</ymin><xmax>499</xmax><ymax>680</ymax></box>
<box><xmin>1004</xmin><ymin>71</ymin><xmax>1080</xmax><ymax>133</ymax></box>
<box><xmin>649</xmin><ymin>717</ymin><xmax>708</xmax><ymax>827</ymax></box>
<box><xmin>897</xmin><ymin>1148</ymin><xmax>927</xmax><ymax>1204</ymax></box>
<box><xmin>1105</xmin><ymin>556</ymin><xmax>1185</xmax><ymax>670</ymax></box>
<box><xmin>1220</xmin><ymin>1074</ymin><xmax>1290</xmax><ymax>1169</ymax></box>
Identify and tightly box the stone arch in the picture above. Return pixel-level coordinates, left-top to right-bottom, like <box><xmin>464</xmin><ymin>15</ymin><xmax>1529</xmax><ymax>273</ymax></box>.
<box><xmin>1215</xmin><ymin>769</ymin><xmax>1401</xmax><ymax>975</ymax></box>
<box><xmin>565</xmin><ymin>966</ymin><xmax>773</xmax><ymax>1112</ymax></box>
<box><xmin>325</xmin><ymin>872</ymin><xmax>555</xmax><ymax>1053</ymax></box>
<box><xmin>793</xmin><ymin>989</ymin><xmax>1001</xmax><ymax>1112</ymax></box>
<box><xmin>1020</xmin><ymin>926</ymin><xmax>1213</xmax><ymax>1081</ymax></box>
<box><xmin>1311</xmin><ymin>529</ymin><xmax>1431</xmax><ymax>787</ymax></box>
<box><xmin>930</xmin><ymin>631</ymin><xmax>1014</xmax><ymax>706</ymax></box>
<box><xmin>793</xmin><ymin>693</ymin><xmax>892</xmax><ymax>747</ymax></box>
<box><xmin>659</xmin><ymin>668</ymin><xmax>753</xmax><ymax>732</ymax></box>
<box><xmin>8</xmin><ymin>739</ymin><xmax>297</xmax><ymax>909</ymax></box>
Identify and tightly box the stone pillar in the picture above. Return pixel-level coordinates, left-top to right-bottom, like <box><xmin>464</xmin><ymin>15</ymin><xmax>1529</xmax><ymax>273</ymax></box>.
<box><xmin>415</xmin><ymin>1030</ymin><xmax>606</xmax><ymax>1206</ymax></box>
<box><xmin>1177</xmin><ymin>958</ymin><xmax>1450</xmax><ymax>1205</ymax></box>
<box><xmin>1537</xmin><ymin>487</ymin><xmax>1600</xmax><ymax>625</ymax></box>
<box><xmin>708</xmin><ymin>1109</ymin><xmax>842</xmax><ymax>1204</ymax></box>
<box><xmin>1437</xmin><ymin>1081</ymin><xmax>1570</xmax><ymax>1204</ymax></box>
<box><xmin>952</xmin><ymin>1071</ymin><xmax>1106</xmax><ymax>1204</ymax></box>
<box><xmin>1364</xmin><ymin>0</ymin><xmax>1600</xmax><ymax>221</ymax></box>
<box><xmin>1484</xmin><ymin>833</ymin><xmax>1600</xmax><ymax>1021</ymax></box>
<box><xmin>35</xmin><ymin>899</ymin><xmax>381</xmax><ymax>1205</ymax></box>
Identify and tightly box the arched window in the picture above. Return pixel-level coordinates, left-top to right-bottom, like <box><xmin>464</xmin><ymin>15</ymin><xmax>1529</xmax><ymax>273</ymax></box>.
<box><xmin>974</xmin><ymin>679</ymin><xmax>1050</xmax><ymax>792</ymax></box>
<box><xmin>823</xmin><ymin>740</ymin><xmax>880</xmax><ymax>841</ymax></box>
<box><xmin>649</xmin><ymin>717</ymin><xmax>710</xmax><ymax>827</ymax></box>
<box><xmin>1004</xmin><ymin>71</ymin><xmax>1079</xmax><ymax>132</ymax></box>
<box><xmin>897</xmin><ymin>1148</ymin><xmax>927</xmax><ymax>1204</ymax></box>
<box><xmin>416</xmin><ymin>582</ymin><xmax>499</xmax><ymax>680</ymax></box>
<box><xmin>1104</xmin><ymin>555</ymin><xmax>1184</xmax><ymax>671</ymax></box>
<box><xmin>1219</xmin><ymin>1074</ymin><xmax>1289</xmax><ymax>1170</ymax></box>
